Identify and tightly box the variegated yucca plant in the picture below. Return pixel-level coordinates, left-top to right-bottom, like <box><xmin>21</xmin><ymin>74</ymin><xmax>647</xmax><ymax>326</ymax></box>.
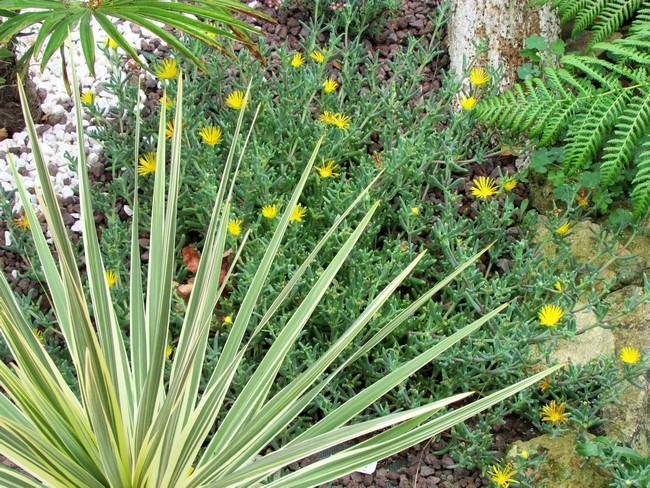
<box><xmin>0</xmin><ymin>48</ymin><xmax>562</xmax><ymax>487</ymax></box>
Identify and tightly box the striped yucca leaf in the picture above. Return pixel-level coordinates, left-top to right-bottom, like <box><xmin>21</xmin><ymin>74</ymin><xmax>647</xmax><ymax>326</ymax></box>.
<box><xmin>0</xmin><ymin>0</ymin><xmax>273</xmax><ymax>75</ymax></box>
<box><xmin>0</xmin><ymin>42</ymin><xmax>563</xmax><ymax>487</ymax></box>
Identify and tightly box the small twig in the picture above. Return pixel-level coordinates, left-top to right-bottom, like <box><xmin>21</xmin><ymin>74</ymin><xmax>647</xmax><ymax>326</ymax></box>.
<box><xmin>413</xmin><ymin>437</ymin><xmax>435</xmax><ymax>488</ymax></box>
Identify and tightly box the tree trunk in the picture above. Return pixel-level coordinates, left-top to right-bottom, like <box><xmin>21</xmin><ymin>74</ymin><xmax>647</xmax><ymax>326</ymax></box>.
<box><xmin>0</xmin><ymin>44</ymin><xmax>42</xmax><ymax>136</ymax></box>
<box><xmin>447</xmin><ymin>0</ymin><xmax>560</xmax><ymax>88</ymax></box>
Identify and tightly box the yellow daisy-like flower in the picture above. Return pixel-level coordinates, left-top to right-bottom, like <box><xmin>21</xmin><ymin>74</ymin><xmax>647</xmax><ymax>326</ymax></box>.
<box><xmin>156</xmin><ymin>59</ymin><xmax>178</xmax><ymax>80</ymax></box>
<box><xmin>204</xmin><ymin>22</ymin><xmax>217</xmax><ymax>38</ymax></box>
<box><xmin>332</xmin><ymin>113</ymin><xmax>351</xmax><ymax>130</ymax></box>
<box><xmin>411</xmin><ymin>207</ymin><xmax>419</xmax><ymax>215</ymax></box>
<box><xmin>164</xmin><ymin>121</ymin><xmax>184</xmax><ymax>140</ymax></box>
<box><xmin>290</xmin><ymin>205</ymin><xmax>307</xmax><ymax>222</ymax></box>
<box><xmin>225</xmin><ymin>90</ymin><xmax>246</xmax><ymax>110</ymax></box>
<box><xmin>554</xmin><ymin>281</ymin><xmax>563</xmax><ymax>292</ymax></box>
<box><xmin>620</xmin><ymin>347</ymin><xmax>641</xmax><ymax>364</ymax></box>
<box><xmin>469</xmin><ymin>67</ymin><xmax>490</xmax><ymax>85</ymax></box>
<box><xmin>319</xmin><ymin>110</ymin><xmax>336</xmax><ymax>125</ymax></box>
<box><xmin>541</xmin><ymin>400</ymin><xmax>570</xmax><ymax>425</ymax></box>
<box><xmin>538</xmin><ymin>304</ymin><xmax>563</xmax><ymax>327</ymax></box>
<box><xmin>503</xmin><ymin>179</ymin><xmax>517</xmax><ymax>191</ymax></box>
<box><xmin>33</xmin><ymin>328</ymin><xmax>44</xmax><ymax>343</ymax></box>
<box><xmin>521</xmin><ymin>450</ymin><xmax>529</xmax><ymax>459</ymax></box>
<box><xmin>199</xmin><ymin>126</ymin><xmax>223</xmax><ymax>146</ymax></box>
<box><xmin>538</xmin><ymin>376</ymin><xmax>551</xmax><ymax>391</ymax></box>
<box><xmin>309</xmin><ymin>50</ymin><xmax>325</xmax><ymax>63</ymax></box>
<box><xmin>13</xmin><ymin>211</ymin><xmax>29</xmax><ymax>229</ymax></box>
<box><xmin>166</xmin><ymin>345</ymin><xmax>173</xmax><ymax>359</ymax></box>
<box><xmin>105</xmin><ymin>270</ymin><xmax>117</xmax><ymax>288</ymax></box>
<box><xmin>315</xmin><ymin>158</ymin><xmax>339</xmax><ymax>178</ymax></box>
<box><xmin>228</xmin><ymin>218</ymin><xmax>243</xmax><ymax>237</ymax></box>
<box><xmin>460</xmin><ymin>96</ymin><xmax>477</xmax><ymax>110</ymax></box>
<box><xmin>470</xmin><ymin>176</ymin><xmax>499</xmax><ymax>199</ymax></box>
<box><xmin>138</xmin><ymin>152</ymin><xmax>157</xmax><ymax>176</ymax></box>
<box><xmin>323</xmin><ymin>78</ymin><xmax>339</xmax><ymax>93</ymax></box>
<box><xmin>488</xmin><ymin>464</ymin><xmax>519</xmax><ymax>487</ymax></box>
<box><xmin>556</xmin><ymin>222</ymin><xmax>570</xmax><ymax>235</ymax></box>
<box><xmin>262</xmin><ymin>204</ymin><xmax>279</xmax><ymax>219</ymax></box>
<box><xmin>160</xmin><ymin>96</ymin><xmax>173</xmax><ymax>109</ymax></box>
<box><xmin>80</xmin><ymin>91</ymin><xmax>95</xmax><ymax>104</ymax></box>
<box><xmin>224</xmin><ymin>315</ymin><xmax>233</xmax><ymax>325</ymax></box>
<box><xmin>291</xmin><ymin>52</ymin><xmax>303</xmax><ymax>68</ymax></box>
<box><xmin>166</xmin><ymin>120</ymin><xmax>175</xmax><ymax>139</ymax></box>
<box><xmin>104</xmin><ymin>37</ymin><xmax>118</xmax><ymax>49</ymax></box>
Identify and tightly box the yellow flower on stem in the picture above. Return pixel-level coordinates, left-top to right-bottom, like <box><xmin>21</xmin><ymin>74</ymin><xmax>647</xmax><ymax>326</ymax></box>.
<box><xmin>199</xmin><ymin>126</ymin><xmax>222</xmax><ymax>146</ymax></box>
<box><xmin>160</xmin><ymin>96</ymin><xmax>173</xmax><ymax>109</ymax></box>
<box><xmin>554</xmin><ymin>281</ymin><xmax>563</xmax><ymax>292</ymax></box>
<box><xmin>13</xmin><ymin>211</ymin><xmax>29</xmax><ymax>229</ymax></box>
<box><xmin>411</xmin><ymin>207</ymin><xmax>419</xmax><ymax>215</ymax></box>
<box><xmin>470</xmin><ymin>176</ymin><xmax>499</xmax><ymax>199</ymax></box>
<box><xmin>81</xmin><ymin>91</ymin><xmax>95</xmax><ymax>104</ymax></box>
<box><xmin>332</xmin><ymin>113</ymin><xmax>351</xmax><ymax>130</ymax></box>
<box><xmin>309</xmin><ymin>50</ymin><xmax>325</xmax><ymax>62</ymax></box>
<box><xmin>104</xmin><ymin>37</ymin><xmax>118</xmax><ymax>49</ymax></box>
<box><xmin>538</xmin><ymin>376</ymin><xmax>551</xmax><ymax>391</ymax></box>
<box><xmin>224</xmin><ymin>315</ymin><xmax>233</xmax><ymax>325</ymax></box>
<box><xmin>166</xmin><ymin>345</ymin><xmax>173</xmax><ymax>359</ymax></box>
<box><xmin>538</xmin><ymin>304</ymin><xmax>563</xmax><ymax>327</ymax></box>
<box><xmin>620</xmin><ymin>347</ymin><xmax>641</xmax><ymax>364</ymax></box>
<box><xmin>469</xmin><ymin>67</ymin><xmax>490</xmax><ymax>85</ymax></box>
<box><xmin>460</xmin><ymin>96</ymin><xmax>477</xmax><ymax>110</ymax></box>
<box><xmin>556</xmin><ymin>222</ymin><xmax>570</xmax><ymax>235</ymax></box>
<box><xmin>138</xmin><ymin>152</ymin><xmax>157</xmax><ymax>176</ymax></box>
<box><xmin>319</xmin><ymin>111</ymin><xmax>336</xmax><ymax>125</ymax></box>
<box><xmin>315</xmin><ymin>159</ymin><xmax>339</xmax><ymax>178</ymax></box>
<box><xmin>323</xmin><ymin>78</ymin><xmax>339</xmax><ymax>93</ymax></box>
<box><xmin>291</xmin><ymin>52</ymin><xmax>303</xmax><ymax>68</ymax></box>
<box><xmin>33</xmin><ymin>328</ymin><xmax>44</xmax><ymax>343</ymax></box>
<box><xmin>156</xmin><ymin>59</ymin><xmax>178</xmax><ymax>80</ymax></box>
<box><xmin>262</xmin><ymin>204</ymin><xmax>279</xmax><ymax>219</ymax></box>
<box><xmin>290</xmin><ymin>205</ymin><xmax>307</xmax><ymax>222</ymax></box>
<box><xmin>105</xmin><ymin>270</ymin><xmax>117</xmax><ymax>288</ymax></box>
<box><xmin>541</xmin><ymin>400</ymin><xmax>570</xmax><ymax>425</ymax></box>
<box><xmin>228</xmin><ymin>218</ymin><xmax>243</xmax><ymax>236</ymax></box>
<box><xmin>503</xmin><ymin>179</ymin><xmax>517</xmax><ymax>191</ymax></box>
<box><xmin>225</xmin><ymin>90</ymin><xmax>247</xmax><ymax>110</ymax></box>
<box><xmin>488</xmin><ymin>464</ymin><xmax>519</xmax><ymax>487</ymax></box>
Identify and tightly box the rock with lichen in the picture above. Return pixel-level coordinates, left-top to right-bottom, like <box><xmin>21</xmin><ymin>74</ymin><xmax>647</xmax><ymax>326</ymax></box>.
<box><xmin>508</xmin><ymin>433</ymin><xmax>611</xmax><ymax>487</ymax></box>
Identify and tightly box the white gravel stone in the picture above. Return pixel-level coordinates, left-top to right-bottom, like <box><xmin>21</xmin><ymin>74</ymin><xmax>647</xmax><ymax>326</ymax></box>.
<box><xmin>1</xmin><ymin>18</ymin><xmax>152</xmax><ymax>213</ymax></box>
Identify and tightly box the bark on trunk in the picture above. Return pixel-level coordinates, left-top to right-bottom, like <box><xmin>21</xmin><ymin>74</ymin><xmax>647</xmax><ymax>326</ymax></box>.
<box><xmin>447</xmin><ymin>0</ymin><xmax>560</xmax><ymax>88</ymax></box>
<box><xmin>0</xmin><ymin>45</ymin><xmax>42</xmax><ymax>136</ymax></box>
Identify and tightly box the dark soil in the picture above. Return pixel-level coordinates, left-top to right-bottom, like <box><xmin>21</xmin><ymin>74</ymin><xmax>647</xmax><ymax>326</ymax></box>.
<box><xmin>0</xmin><ymin>2</ymin><xmax>531</xmax><ymax>486</ymax></box>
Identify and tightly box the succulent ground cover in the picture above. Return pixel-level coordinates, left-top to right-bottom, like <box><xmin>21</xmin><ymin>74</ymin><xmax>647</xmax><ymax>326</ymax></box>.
<box><xmin>0</xmin><ymin>1</ymin><xmax>648</xmax><ymax>487</ymax></box>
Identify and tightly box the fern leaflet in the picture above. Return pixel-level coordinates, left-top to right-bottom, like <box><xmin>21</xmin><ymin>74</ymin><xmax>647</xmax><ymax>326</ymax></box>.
<box><xmin>600</xmin><ymin>90</ymin><xmax>650</xmax><ymax>186</ymax></box>
<box><xmin>631</xmin><ymin>140</ymin><xmax>650</xmax><ymax>216</ymax></box>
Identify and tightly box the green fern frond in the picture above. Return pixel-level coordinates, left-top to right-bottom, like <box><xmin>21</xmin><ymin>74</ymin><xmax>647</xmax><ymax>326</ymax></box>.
<box><xmin>561</xmin><ymin>54</ymin><xmax>624</xmax><ymax>88</ymax></box>
<box><xmin>629</xmin><ymin>1</ymin><xmax>650</xmax><ymax>35</ymax></box>
<box><xmin>540</xmin><ymin>98</ymin><xmax>585</xmax><ymax>145</ymax></box>
<box><xmin>631</xmin><ymin>140</ymin><xmax>650</xmax><ymax>217</ymax></box>
<box><xmin>579</xmin><ymin>57</ymin><xmax>650</xmax><ymax>84</ymax></box>
<box><xmin>591</xmin><ymin>0</ymin><xmax>645</xmax><ymax>45</ymax></box>
<box><xmin>552</xmin><ymin>0</ymin><xmax>590</xmax><ymax>24</ymax></box>
<box><xmin>593</xmin><ymin>41</ymin><xmax>650</xmax><ymax>65</ymax></box>
<box><xmin>563</xmin><ymin>91</ymin><xmax>630</xmax><ymax>172</ymax></box>
<box><xmin>600</xmin><ymin>90</ymin><xmax>650</xmax><ymax>186</ymax></box>
<box><xmin>572</xmin><ymin>0</ymin><xmax>607</xmax><ymax>38</ymax></box>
